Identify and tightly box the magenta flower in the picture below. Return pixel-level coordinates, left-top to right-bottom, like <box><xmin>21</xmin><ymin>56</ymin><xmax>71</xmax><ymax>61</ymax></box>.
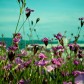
<box><xmin>45</xmin><ymin>65</ymin><xmax>55</xmax><ymax>72</ymax></box>
<box><xmin>3</xmin><ymin>64</ymin><xmax>12</xmax><ymax>70</ymax></box>
<box><xmin>0</xmin><ymin>41</ymin><xmax>6</xmax><ymax>48</ymax></box>
<box><xmin>42</xmin><ymin>37</ymin><xmax>48</xmax><ymax>46</ymax></box>
<box><xmin>79</xmin><ymin>17</ymin><xmax>84</xmax><ymax>20</ymax></box>
<box><xmin>52</xmin><ymin>46</ymin><xmax>64</xmax><ymax>51</ymax></box>
<box><xmin>18</xmin><ymin>79</ymin><xmax>25</xmax><ymax>84</ymax></box>
<box><xmin>25</xmin><ymin>7</ymin><xmax>34</xmax><ymax>18</ymax></box>
<box><xmin>57</xmin><ymin>57</ymin><xmax>64</xmax><ymax>63</ymax></box>
<box><xmin>54</xmin><ymin>33</ymin><xmax>62</xmax><ymax>40</ymax></box>
<box><xmin>61</xmin><ymin>71</ymin><xmax>69</xmax><ymax>77</ymax></box>
<box><xmin>52</xmin><ymin>46</ymin><xmax>57</xmax><ymax>51</ymax></box>
<box><xmin>17</xmin><ymin>63</ymin><xmax>24</xmax><ymax>70</ymax></box>
<box><xmin>24</xmin><ymin>60</ymin><xmax>32</xmax><ymax>68</ymax></box>
<box><xmin>18</xmin><ymin>79</ymin><xmax>30</xmax><ymax>84</ymax></box>
<box><xmin>25</xmin><ymin>7</ymin><xmax>34</xmax><ymax>13</ymax></box>
<box><xmin>73</xmin><ymin>59</ymin><xmax>80</xmax><ymax>65</ymax></box>
<box><xmin>78</xmin><ymin>53</ymin><xmax>83</xmax><ymax>58</ymax></box>
<box><xmin>78</xmin><ymin>50</ymin><xmax>83</xmax><ymax>58</ymax></box>
<box><xmin>39</xmin><ymin>53</ymin><xmax>47</xmax><ymax>59</ymax></box>
<box><xmin>51</xmin><ymin>58</ymin><xmax>61</xmax><ymax>67</ymax></box>
<box><xmin>72</xmin><ymin>70</ymin><xmax>80</xmax><ymax>76</ymax></box>
<box><xmin>51</xmin><ymin>58</ymin><xmax>57</xmax><ymax>64</ymax></box>
<box><xmin>68</xmin><ymin>44</ymin><xmax>75</xmax><ymax>51</ymax></box>
<box><xmin>0</xmin><ymin>56</ymin><xmax>6</xmax><ymax>60</ymax></box>
<box><xmin>79</xmin><ymin>18</ymin><xmax>84</xmax><ymax>27</ymax></box>
<box><xmin>68</xmin><ymin>43</ymin><xmax>79</xmax><ymax>53</ymax></box>
<box><xmin>35</xmin><ymin>60</ymin><xmax>49</xmax><ymax>66</ymax></box>
<box><xmin>15</xmin><ymin>57</ymin><xmax>23</xmax><ymax>64</ymax></box>
<box><xmin>21</xmin><ymin>49</ymin><xmax>27</xmax><ymax>56</ymax></box>
<box><xmin>63</xmin><ymin>81</ymin><xmax>72</xmax><ymax>84</ymax></box>
<box><xmin>13</xmin><ymin>37</ymin><xmax>20</xmax><ymax>43</ymax></box>
<box><xmin>8</xmin><ymin>46</ymin><xmax>18</xmax><ymax>51</ymax></box>
<box><xmin>13</xmin><ymin>33</ymin><xmax>22</xmax><ymax>39</ymax></box>
<box><xmin>52</xmin><ymin>46</ymin><xmax>64</xmax><ymax>56</ymax></box>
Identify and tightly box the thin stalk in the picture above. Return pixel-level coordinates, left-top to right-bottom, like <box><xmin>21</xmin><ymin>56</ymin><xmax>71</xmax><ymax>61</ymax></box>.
<box><xmin>31</xmin><ymin>23</ymin><xmax>37</xmax><ymax>44</ymax></box>
<box><xmin>28</xmin><ymin>18</ymin><xmax>31</xmax><ymax>28</ymax></box>
<box><xmin>17</xmin><ymin>18</ymin><xmax>27</xmax><ymax>32</ymax></box>
<box><xmin>32</xmin><ymin>23</ymin><xmax>37</xmax><ymax>30</ymax></box>
<box><xmin>28</xmin><ymin>18</ymin><xmax>34</xmax><ymax>44</ymax></box>
<box><xmin>15</xmin><ymin>13</ymin><xmax>21</xmax><ymax>33</ymax></box>
<box><xmin>34</xmin><ymin>31</ymin><xmax>39</xmax><ymax>40</ymax></box>
<box><xmin>22</xmin><ymin>9</ymin><xmax>27</xmax><ymax>48</ymax></box>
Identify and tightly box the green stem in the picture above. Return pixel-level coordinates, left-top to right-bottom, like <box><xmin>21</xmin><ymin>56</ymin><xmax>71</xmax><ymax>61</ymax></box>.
<box><xmin>32</xmin><ymin>23</ymin><xmax>37</xmax><ymax>30</ymax></box>
<box><xmin>15</xmin><ymin>13</ymin><xmax>21</xmax><ymax>33</ymax></box>
<box><xmin>17</xmin><ymin>18</ymin><xmax>27</xmax><ymax>32</ymax></box>
<box><xmin>28</xmin><ymin>18</ymin><xmax>31</xmax><ymax>27</ymax></box>
<box><xmin>35</xmin><ymin>32</ymin><xmax>39</xmax><ymax>40</ymax></box>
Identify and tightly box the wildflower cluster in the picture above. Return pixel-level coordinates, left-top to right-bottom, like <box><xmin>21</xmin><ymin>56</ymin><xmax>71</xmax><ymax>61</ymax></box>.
<box><xmin>0</xmin><ymin>0</ymin><xmax>84</xmax><ymax>84</ymax></box>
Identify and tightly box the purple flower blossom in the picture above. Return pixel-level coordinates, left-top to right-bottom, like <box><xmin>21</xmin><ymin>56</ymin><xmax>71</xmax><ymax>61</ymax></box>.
<box><xmin>42</xmin><ymin>37</ymin><xmax>48</xmax><ymax>46</ymax></box>
<box><xmin>3</xmin><ymin>64</ymin><xmax>12</xmax><ymax>70</ymax></box>
<box><xmin>25</xmin><ymin>7</ymin><xmax>34</xmax><ymax>18</ymax></box>
<box><xmin>35</xmin><ymin>60</ymin><xmax>49</xmax><ymax>66</ymax></box>
<box><xmin>68</xmin><ymin>43</ymin><xmax>79</xmax><ymax>53</ymax></box>
<box><xmin>8</xmin><ymin>46</ymin><xmax>18</xmax><ymax>51</ymax></box>
<box><xmin>25</xmin><ymin>7</ymin><xmax>34</xmax><ymax>13</ymax></box>
<box><xmin>78</xmin><ymin>50</ymin><xmax>83</xmax><ymax>58</ymax></box>
<box><xmin>51</xmin><ymin>58</ymin><xmax>57</xmax><ymax>64</ymax></box>
<box><xmin>39</xmin><ymin>53</ymin><xmax>47</xmax><ymax>59</ymax></box>
<box><xmin>72</xmin><ymin>70</ymin><xmax>80</xmax><ymax>76</ymax></box>
<box><xmin>79</xmin><ymin>17</ymin><xmax>84</xmax><ymax>20</ymax></box>
<box><xmin>0</xmin><ymin>41</ymin><xmax>6</xmax><ymax>48</ymax></box>
<box><xmin>21</xmin><ymin>49</ymin><xmax>27</xmax><ymax>56</ymax></box>
<box><xmin>52</xmin><ymin>46</ymin><xmax>64</xmax><ymax>51</ymax></box>
<box><xmin>63</xmin><ymin>81</ymin><xmax>72</xmax><ymax>84</ymax></box>
<box><xmin>18</xmin><ymin>78</ymin><xmax>31</xmax><ymax>84</ymax></box>
<box><xmin>78</xmin><ymin>53</ymin><xmax>83</xmax><ymax>58</ymax></box>
<box><xmin>68</xmin><ymin>44</ymin><xmax>74</xmax><ymax>51</ymax></box>
<box><xmin>13</xmin><ymin>33</ymin><xmax>22</xmax><ymax>39</ymax></box>
<box><xmin>0</xmin><ymin>56</ymin><xmax>6</xmax><ymax>60</ymax></box>
<box><xmin>13</xmin><ymin>37</ymin><xmax>20</xmax><ymax>43</ymax></box>
<box><xmin>52</xmin><ymin>46</ymin><xmax>64</xmax><ymax>56</ymax></box>
<box><xmin>51</xmin><ymin>58</ymin><xmax>61</xmax><ymax>67</ymax></box>
<box><xmin>45</xmin><ymin>65</ymin><xmax>55</xmax><ymax>72</ymax></box>
<box><xmin>57</xmin><ymin>57</ymin><xmax>64</xmax><ymax>63</ymax></box>
<box><xmin>61</xmin><ymin>71</ymin><xmax>69</xmax><ymax>77</ymax></box>
<box><xmin>73</xmin><ymin>59</ymin><xmax>80</xmax><ymax>65</ymax></box>
<box><xmin>15</xmin><ymin>57</ymin><xmax>23</xmax><ymax>64</ymax></box>
<box><xmin>54</xmin><ymin>33</ymin><xmax>62</xmax><ymax>40</ymax></box>
<box><xmin>17</xmin><ymin>63</ymin><xmax>25</xmax><ymax>70</ymax></box>
<box><xmin>78</xmin><ymin>18</ymin><xmax>84</xmax><ymax>27</ymax></box>
<box><xmin>18</xmin><ymin>79</ymin><xmax>25</xmax><ymax>84</ymax></box>
<box><xmin>24</xmin><ymin>60</ymin><xmax>32</xmax><ymax>68</ymax></box>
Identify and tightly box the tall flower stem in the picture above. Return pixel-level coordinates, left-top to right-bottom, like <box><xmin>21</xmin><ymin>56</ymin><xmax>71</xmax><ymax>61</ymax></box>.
<box><xmin>31</xmin><ymin>23</ymin><xmax>37</xmax><ymax>43</ymax></box>
<box><xmin>15</xmin><ymin>13</ymin><xmax>21</xmax><ymax>33</ymax></box>
<box><xmin>17</xmin><ymin>18</ymin><xmax>27</xmax><ymax>32</ymax></box>
<box><xmin>34</xmin><ymin>31</ymin><xmax>39</xmax><ymax>40</ymax></box>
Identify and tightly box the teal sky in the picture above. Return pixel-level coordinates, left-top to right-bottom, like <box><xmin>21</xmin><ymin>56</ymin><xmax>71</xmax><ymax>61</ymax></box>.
<box><xmin>0</xmin><ymin>0</ymin><xmax>84</xmax><ymax>40</ymax></box>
